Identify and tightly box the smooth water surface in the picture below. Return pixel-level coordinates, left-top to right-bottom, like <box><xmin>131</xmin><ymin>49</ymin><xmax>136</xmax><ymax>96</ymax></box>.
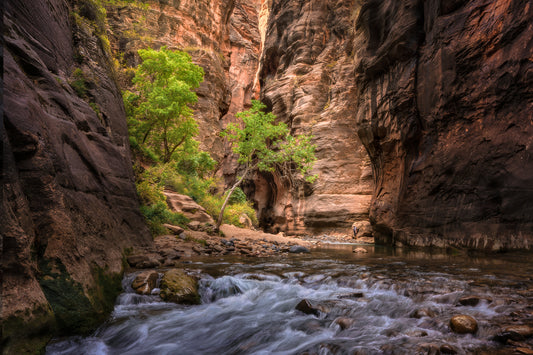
<box><xmin>47</xmin><ymin>245</ymin><xmax>533</xmax><ymax>354</ymax></box>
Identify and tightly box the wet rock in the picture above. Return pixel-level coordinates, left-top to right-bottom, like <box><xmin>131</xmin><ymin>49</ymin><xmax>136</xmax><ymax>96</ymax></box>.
<box><xmin>289</xmin><ymin>246</ymin><xmax>310</xmax><ymax>254</ymax></box>
<box><xmin>440</xmin><ymin>344</ymin><xmax>458</xmax><ymax>354</ymax></box>
<box><xmin>405</xmin><ymin>330</ymin><xmax>428</xmax><ymax>337</ymax></box>
<box><xmin>409</xmin><ymin>308</ymin><xmax>435</xmax><ymax>319</ymax></box>
<box><xmin>163</xmin><ymin>224</ymin><xmax>185</xmax><ymax>235</ymax></box>
<box><xmin>132</xmin><ymin>271</ymin><xmax>159</xmax><ymax>295</ymax></box>
<box><xmin>334</xmin><ymin>317</ymin><xmax>354</xmax><ymax>330</ymax></box>
<box><xmin>127</xmin><ymin>255</ymin><xmax>161</xmax><ymax>269</ymax></box>
<box><xmin>338</xmin><ymin>292</ymin><xmax>365</xmax><ymax>299</ymax></box>
<box><xmin>494</xmin><ymin>325</ymin><xmax>533</xmax><ymax>343</ymax></box>
<box><xmin>295</xmin><ymin>299</ymin><xmax>324</xmax><ymax>316</ymax></box>
<box><xmin>352</xmin><ymin>247</ymin><xmax>368</xmax><ymax>254</ymax></box>
<box><xmin>416</xmin><ymin>343</ymin><xmax>440</xmax><ymax>355</ymax></box>
<box><xmin>159</xmin><ymin>269</ymin><xmax>200</xmax><ymax>305</ymax></box>
<box><xmin>458</xmin><ymin>295</ymin><xmax>492</xmax><ymax>307</ymax></box>
<box><xmin>516</xmin><ymin>347</ymin><xmax>533</xmax><ymax>355</ymax></box>
<box><xmin>450</xmin><ymin>315</ymin><xmax>478</xmax><ymax>334</ymax></box>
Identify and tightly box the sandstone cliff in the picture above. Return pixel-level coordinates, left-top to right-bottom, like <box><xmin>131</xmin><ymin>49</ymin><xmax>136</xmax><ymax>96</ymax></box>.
<box><xmin>258</xmin><ymin>0</ymin><xmax>373</xmax><ymax>235</ymax></box>
<box><xmin>259</xmin><ymin>0</ymin><xmax>532</xmax><ymax>248</ymax></box>
<box><xmin>352</xmin><ymin>0</ymin><xmax>533</xmax><ymax>249</ymax></box>
<box><xmin>2</xmin><ymin>0</ymin><xmax>152</xmax><ymax>351</ymax></box>
<box><xmin>105</xmin><ymin>0</ymin><xmax>262</xmax><ymax>167</ymax></box>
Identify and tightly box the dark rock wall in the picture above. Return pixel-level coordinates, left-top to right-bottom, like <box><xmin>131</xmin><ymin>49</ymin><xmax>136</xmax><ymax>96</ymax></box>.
<box><xmin>260</xmin><ymin>0</ymin><xmax>532</xmax><ymax>248</ymax></box>
<box><xmin>2</xmin><ymin>0</ymin><xmax>152</xmax><ymax>351</ymax></box>
<box><xmin>353</xmin><ymin>0</ymin><xmax>533</xmax><ymax>249</ymax></box>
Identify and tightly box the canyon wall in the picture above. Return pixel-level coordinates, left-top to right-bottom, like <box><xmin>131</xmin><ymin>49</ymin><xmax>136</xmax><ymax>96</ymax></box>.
<box><xmin>260</xmin><ymin>0</ymin><xmax>532</xmax><ymax>248</ymax></box>
<box><xmin>2</xmin><ymin>0</ymin><xmax>153</xmax><ymax>352</ymax></box>
<box><xmin>258</xmin><ymin>0</ymin><xmax>373</xmax><ymax>235</ymax></box>
<box><xmin>353</xmin><ymin>0</ymin><xmax>533</xmax><ymax>249</ymax></box>
<box><xmin>105</xmin><ymin>0</ymin><xmax>262</xmax><ymax>167</ymax></box>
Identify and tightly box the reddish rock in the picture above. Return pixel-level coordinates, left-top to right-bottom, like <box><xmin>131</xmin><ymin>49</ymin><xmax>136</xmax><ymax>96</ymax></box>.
<box><xmin>450</xmin><ymin>315</ymin><xmax>478</xmax><ymax>334</ymax></box>
<box><xmin>132</xmin><ymin>271</ymin><xmax>159</xmax><ymax>295</ymax></box>
<box><xmin>2</xmin><ymin>0</ymin><xmax>152</xmax><ymax>351</ymax></box>
<box><xmin>256</xmin><ymin>0</ymin><xmax>373</xmax><ymax>235</ymax></box>
<box><xmin>351</xmin><ymin>0</ymin><xmax>533</xmax><ymax>249</ymax></box>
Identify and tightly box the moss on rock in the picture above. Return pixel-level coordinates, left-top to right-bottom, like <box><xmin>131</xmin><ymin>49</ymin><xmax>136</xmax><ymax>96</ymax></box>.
<box><xmin>159</xmin><ymin>269</ymin><xmax>200</xmax><ymax>304</ymax></box>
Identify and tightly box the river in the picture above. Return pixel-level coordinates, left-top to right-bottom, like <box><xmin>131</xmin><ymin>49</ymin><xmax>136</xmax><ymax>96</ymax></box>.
<box><xmin>46</xmin><ymin>244</ymin><xmax>533</xmax><ymax>354</ymax></box>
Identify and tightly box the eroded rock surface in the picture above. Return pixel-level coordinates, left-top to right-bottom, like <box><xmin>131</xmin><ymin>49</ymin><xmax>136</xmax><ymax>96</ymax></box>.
<box><xmin>105</xmin><ymin>0</ymin><xmax>262</xmax><ymax>165</ymax></box>
<box><xmin>2</xmin><ymin>0</ymin><xmax>152</xmax><ymax>351</ymax></box>
<box><xmin>261</xmin><ymin>0</ymin><xmax>533</xmax><ymax>248</ymax></box>
<box><xmin>257</xmin><ymin>0</ymin><xmax>373</xmax><ymax>235</ymax></box>
<box><xmin>352</xmin><ymin>0</ymin><xmax>533</xmax><ymax>249</ymax></box>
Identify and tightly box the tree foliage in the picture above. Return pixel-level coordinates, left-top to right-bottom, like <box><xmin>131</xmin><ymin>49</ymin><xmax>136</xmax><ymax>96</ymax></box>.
<box><xmin>216</xmin><ymin>100</ymin><xmax>317</xmax><ymax>229</ymax></box>
<box><xmin>124</xmin><ymin>47</ymin><xmax>204</xmax><ymax>163</ymax></box>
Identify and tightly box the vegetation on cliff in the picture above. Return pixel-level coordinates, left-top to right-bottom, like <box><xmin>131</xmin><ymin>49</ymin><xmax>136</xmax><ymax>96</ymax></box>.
<box><xmin>124</xmin><ymin>47</ymin><xmax>256</xmax><ymax>235</ymax></box>
<box><xmin>216</xmin><ymin>100</ymin><xmax>318</xmax><ymax>230</ymax></box>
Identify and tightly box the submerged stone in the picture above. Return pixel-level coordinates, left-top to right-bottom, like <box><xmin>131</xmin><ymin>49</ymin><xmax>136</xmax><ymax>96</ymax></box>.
<box><xmin>289</xmin><ymin>246</ymin><xmax>310</xmax><ymax>254</ymax></box>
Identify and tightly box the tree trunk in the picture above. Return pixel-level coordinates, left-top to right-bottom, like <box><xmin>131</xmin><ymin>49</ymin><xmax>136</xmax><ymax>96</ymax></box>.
<box><xmin>215</xmin><ymin>168</ymin><xmax>249</xmax><ymax>231</ymax></box>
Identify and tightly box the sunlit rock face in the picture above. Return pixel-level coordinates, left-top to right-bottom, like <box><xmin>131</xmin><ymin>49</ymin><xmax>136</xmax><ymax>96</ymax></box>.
<box><xmin>2</xmin><ymin>0</ymin><xmax>153</xmax><ymax>349</ymax></box>
<box><xmin>257</xmin><ymin>0</ymin><xmax>373</xmax><ymax>235</ymax></box>
<box><xmin>106</xmin><ymin>0</ymin><xmax>262</xmax><ymax>166</ymax></box>
<box><xmin>259</xmin><ymin>0</ymin><xmax>532</xmax><ymax>248</ymax></box>
<box><xmin>352</xmin><ymin>0</ymin><xmax>533</xmax><ymax>249</ymax></box>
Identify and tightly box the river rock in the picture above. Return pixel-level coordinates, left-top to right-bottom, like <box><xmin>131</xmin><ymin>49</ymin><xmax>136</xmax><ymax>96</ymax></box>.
<box><xmin>458</xmin><ymin>295</ymin><xmax>491</xmax><ymax>307</ymax></box>
<box><xmin>410</xmin><ymin>308</ymin><xmax>436</xmax><ymax>319</ymax></box>
<box><xmin>494</xmin><ymin>325</ymin><xmax>533</xmax><ymax>343</ymax></box>
<box><xmin>159</xmin><ymin>269</ymin><xmax>200</xmax><ymax>304</ymax></box>
<box><xmin>450</xmin><ymin>315</ymin><xmax>478</xmax><ymax>334</ymax></box>
<box><xmin>334</xmin><ymin>317</ymin><xmax>354</xmax><ymax>330</ymax></box>
<box><xmin>440</xmin><ymin>344</ymin><xmax>458</xmax><ymax>354</ymax></box>
<box><xmin>163</xmin><ymin>224</ymin><xmax>185</xmax><ymax>235</ymax></box>
<box><xmin>352</xmin><ymin>247</ymin><xmax>368</xmax><ymax>254</ymax></box>
<box><xmin>289</xmin><ymin>246</ymin><xmax>310</xmax><ymax>254</ymax></box>
<box><xmin>132</xmin><ymin>271</ymin><xmax>159</xmax><ymax>295</ymax></box>
<box><xmin>127</xmin><ymin>255</ymin><xmax>161</xmax><ymax>269</ymax></box>
<box><xmin>295</xmin><ymin>299</ymin><xmax>325</xmax><ymax>316</ymax></box>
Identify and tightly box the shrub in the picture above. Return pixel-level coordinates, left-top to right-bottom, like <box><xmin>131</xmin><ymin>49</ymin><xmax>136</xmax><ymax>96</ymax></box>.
<box><xmin>140</xmin><ymin>202</ymin><xmax>189</xmax><ymax>236</ymax></box>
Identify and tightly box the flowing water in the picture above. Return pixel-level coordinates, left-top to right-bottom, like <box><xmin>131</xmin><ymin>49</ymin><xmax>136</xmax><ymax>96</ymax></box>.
<box><xmin>47</xmin><ymin>244</ymin><xmax>533</xmax><ymax>355</ymax></box>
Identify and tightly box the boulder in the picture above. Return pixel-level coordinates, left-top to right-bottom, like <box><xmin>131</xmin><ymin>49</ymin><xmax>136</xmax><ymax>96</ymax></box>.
<box><xmin>127</xmin><ymin>255</ymin><xmax>161</xmax><ymax>269</ymax></box>
<box><xmin>289</xmin><ymin>245</ymin><xmax>310</xmax><ymax>254</ymax></box>
<box><xmin>239</xmin><ymin>214</ymin><xmax>253</xmax><ymax>229</ymax></box>
<box><xmin>353</xmin><ymin>247</ymin><xmax>368</xmax><ymax>254</ymax></box>
<box><xmin>164</xmin><ymin>191</ymin><xmax>214</xmax><ymax>224</ymax></box>
<box><xmin>450</xmin><ymin>315</ymin><xmax>478</xmax><ymax>334</ymax></box>
<box><xmin>159</xmin><ymin>269</ymin><xmax>200</xmax><ymax>304</ymax></box>
<box><xmin>132</xmin><ymin>271</ymin><xmax>159</xmax><ymax>295</ymax></box>
<box><xmin>494</xmin><ymin>325</ymin><xmax>533</xmax><ymax>343</ymax></box>
<box><xmin>163</xmin><ymin>224</ymin><xmax>185</xmax><ymax>235</ymax></box>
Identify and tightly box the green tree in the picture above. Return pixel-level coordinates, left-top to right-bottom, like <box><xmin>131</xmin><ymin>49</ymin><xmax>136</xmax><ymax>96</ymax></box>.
<box><xmin>217</xmin><ymin>100</ymin><xmax>318</xmax><ymax>230</ymax></box>
<box><xmin>124</xmin><ymin>47</ymin><xmax>204</xmax><ymax>163</ymax></box>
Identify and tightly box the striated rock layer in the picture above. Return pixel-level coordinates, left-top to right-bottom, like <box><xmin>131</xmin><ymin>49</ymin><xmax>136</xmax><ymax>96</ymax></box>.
<box><xmin>2</xmin><ymin>0</ymin><xmax>152</xmax><ymax>351</ymax></box>
<box><xmin>352</xmin><ymin>0</ymin><xmax>533</xmax><ymax>249</ymax></box>
<box><xmin>260</xmin><ymin>0</ymin><xmax>532</xmax><ymax>248</ymax></box>
<box><xmin>258</xmin><ymin>0</ymin><xmax>373</xmax><ymax>235</ymax></box>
